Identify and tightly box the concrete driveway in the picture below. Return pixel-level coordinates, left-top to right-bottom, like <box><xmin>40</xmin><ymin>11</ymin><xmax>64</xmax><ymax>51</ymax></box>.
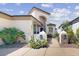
<box><xmin>6</xmin><ymin>38</ymin><xmax>79</xmax><ymax>56</ymax></box>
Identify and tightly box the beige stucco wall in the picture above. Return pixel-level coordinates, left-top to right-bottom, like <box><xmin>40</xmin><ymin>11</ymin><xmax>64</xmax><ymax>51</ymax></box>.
<box><xmin>29</xmin><ymin>9</ymin><xmax>50</xmax><ymax>32</ymax></box>
<box><xmin>29</xmin><ymin>9</ymin><xmax>49</xmax><ymax>24</ymax></box>
<box><xmin>0</xmin><ymin>14</ymin><xmax>12</xmax><ymax>30</ymax></box>
<box><xmin>0</xmin><ymin>15</ymin><xmax>34</xmax><ymax>43</ymax></box>
<box><xmin>11</xmin><ymin>17</ymin><xmax>33</xmax><ymax>43</ymax></box>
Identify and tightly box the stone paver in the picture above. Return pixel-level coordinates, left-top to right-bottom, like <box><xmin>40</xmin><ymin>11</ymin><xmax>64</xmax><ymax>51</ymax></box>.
<box><xmin>49</xmin><ymin>38</ymin><xmax>60</xmax><ymax>48</ymax></box>
<box><xmin>7</xmin><ymin>45</ymin><xmax>31</xmax><ymax>56</ymax></box>
<box><xmin>62</xmin><ymin>48</ymin><xmax>79</xmax><ymax>56</ymax></box>
<box><xmin>45</xmin><ymin>48</ymin><xmax>79</xmax><ymax>56</ymax></box>
<box><xmin>45</xmin><ymin>48</ymin><xmax>65</xmax><ymax>56</ymax></box>
<box><xmin>24</xmin><ymin>48</ymin><xmax>47</xmax><ymax>56</ymax></box>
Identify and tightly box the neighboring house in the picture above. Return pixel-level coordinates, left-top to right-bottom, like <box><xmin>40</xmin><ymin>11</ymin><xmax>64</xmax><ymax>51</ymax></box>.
<box><xmin>47</xmin><ymin>23</ymin><xmax>57</xmax><ymax>36</ymax></box>
<box><xmin>0</xmin><ymin>7</ymin><xmax>51</xmax><ymax>43</ymax></box>
<box><xmin>69</xmin><ymin>17</ymin><xmax>79</xmax><ymax>34</ymax></box>
<box><xmin>59</xmin><ymin>17</ymin><xmax>79</xmax><ymax>34</ymax></box>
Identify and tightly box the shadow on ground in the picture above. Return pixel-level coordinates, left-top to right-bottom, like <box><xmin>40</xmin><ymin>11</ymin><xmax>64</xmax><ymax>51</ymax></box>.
<box><xmin>0</xmin><ymin>43</ymin><xmax>26</xmax><ymax>56</ymax></box>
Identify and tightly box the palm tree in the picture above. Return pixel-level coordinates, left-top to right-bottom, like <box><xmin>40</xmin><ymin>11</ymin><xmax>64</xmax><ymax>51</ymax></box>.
<box><xmin>59</xmin><ymin>20</ymin><xmax>75</xmax><ymax>44</ymax></box>
<box><xmin>59</xmin><ymin>20</ymin><xmax>71</xmax><ymax>31</ymax></box>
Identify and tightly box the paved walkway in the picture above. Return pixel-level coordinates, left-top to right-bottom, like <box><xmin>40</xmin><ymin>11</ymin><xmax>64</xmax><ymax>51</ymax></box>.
<box><xmin>48</xmin><ymin>38</ymin><xmax>60</xmax><ymax>48</ymax></box>
<box><xmin>7</xmin><ymin>38</ymin><xmax>79</xmax><ymax>56</ymax></box>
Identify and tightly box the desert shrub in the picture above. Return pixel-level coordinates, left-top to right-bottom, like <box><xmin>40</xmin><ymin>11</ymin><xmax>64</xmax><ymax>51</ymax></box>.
<box><xmin>29</xmin><ymin>36</ymin><xmax>48</xmax><ymax>49</ymax></box>
<box><xmin>0</xmin><ymin>28</ymin><xmax>25</xmax><ymax>44</ymax></box>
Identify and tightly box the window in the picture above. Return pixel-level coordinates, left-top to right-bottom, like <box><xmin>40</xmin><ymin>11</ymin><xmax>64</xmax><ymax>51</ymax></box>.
<box><xmin>39</xmin><ymin>16</ymin><xmax>46</xmax><ymax>32</ymax></box>
<box><xmin>49</xmin><ymin>27</ymin><xmax>53</xmax><ymax>32</ymax></box>
<box><xmin>33</xmin><ymin>24</ymin><xmax>40</xmax><ymax>34</ymax></box>
<box><xmin>55</xmin><ymin>28</ymin><xmax>57</xmax><ymax>30</ymax></box>
<box><xmin>33</xmin><ymin>25</ymin><xmax>36</xmax><ymax>34</ymax></box>
<box><xmin>37</xmin><ymin>26</ymin><xmax>39</xmax><ymax>34</ymax></box>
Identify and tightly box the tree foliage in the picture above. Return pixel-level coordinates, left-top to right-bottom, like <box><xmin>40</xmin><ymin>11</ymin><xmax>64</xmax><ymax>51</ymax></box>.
<box><xmin>59</xmin><ymin>20</ymin><xmax>74</xmax><ymax>43</ymax></box>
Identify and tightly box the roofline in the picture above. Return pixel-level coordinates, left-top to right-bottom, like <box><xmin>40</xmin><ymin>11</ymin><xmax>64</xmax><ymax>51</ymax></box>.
<box><xmin>12</xmin><ymin>15</ymin><xmax>43</xmax><ymax>25</ymax></box>
<box><xmin>47</xmin><ymin>23</ymin><xmax>56</xmax><ymax>26</ymax></box>
<box><xmin>0</xmin><ymin>11</ymin><xmax>36</xmax><ymax>17</ymax></box>
<box><xmin>12</xmin><ymin>15</ymin><xmax>33</xmax><ymax>17</ymax></box>
<box><xmin>32</xmin><ymin>15</ymin><xmax>43</xmax><ymax>25</ymax></box>
<box><xmin>58</xmin><ymin>24</ymin><xmax>63</xmax><ymax>28</ymax></box>
<box><xmin>0</xmin><ymin>7</ymin><xmax>50</xmax><ymax>17</ymax></box>
<box><xmin>0</xmin><ymin>11</ymin><xmax>43</xmax><ymax>25</ymax></box>
<box><xmin>0</xmin><ymin>12</ymin><xmax>37</xmax><ymax>18</ymax></box>
<box><xmin>0</xmin><ymin>11</ymin><xmax>12</xmax><ymax>17</ymax></box>
<box><xmin>0</xmin><ymin>11</ymin><xmax>31</xmax><ymax>17</ymax></box>
<box><xmin>69</xmin><ymin>17</ymin><xmax>79</xmax><ymax>25</ymax></box>
<box><xmin>28</xmin><ymin>7</ymin><xmax>50</xmax><ymax>15</ymax></box>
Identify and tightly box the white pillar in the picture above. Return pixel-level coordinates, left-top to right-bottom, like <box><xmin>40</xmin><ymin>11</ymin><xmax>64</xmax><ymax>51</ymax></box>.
<box><xmin>36</xmin><ymin>24</ymin><xmax>37</xmax><ymax>34</ymax></box>
<box><xmin>59</xmin><ymin>33</ymin><xmax>61</xmax><ymax>44</ymax></box>
<box><xmin>39</xmin><ymin>26</ymin><xmax>40</xmax><ymax>33</ymax></box>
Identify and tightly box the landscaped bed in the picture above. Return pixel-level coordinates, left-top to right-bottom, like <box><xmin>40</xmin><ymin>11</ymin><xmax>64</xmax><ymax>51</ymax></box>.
<box><xmin>0</xmin><ymin>43</ymin><xmax>26</xmax><ymax>48</ymax></box>
<box><xmin>0</xmin><ymin>27</ymin><xmax>27</xmax><ymax>56</ymax></box>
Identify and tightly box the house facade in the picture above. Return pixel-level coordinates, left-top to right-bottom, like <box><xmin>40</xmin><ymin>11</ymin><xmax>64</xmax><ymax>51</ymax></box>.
<box><xmin>0</xmin><ymin>7</ymin><xmax>52</xmax><ymax>43</ymax></box>
<box><xmin>47</xmin><ymin>23</ymin><xmax>57</xmax><ymax>37</ymax></box>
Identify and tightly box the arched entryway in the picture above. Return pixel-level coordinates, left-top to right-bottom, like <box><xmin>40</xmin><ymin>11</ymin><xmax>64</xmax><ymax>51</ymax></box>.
<box><xmin>39</xmin><ymin>16</ymin><xmax>47</xmax><ymax>32</ymax></box>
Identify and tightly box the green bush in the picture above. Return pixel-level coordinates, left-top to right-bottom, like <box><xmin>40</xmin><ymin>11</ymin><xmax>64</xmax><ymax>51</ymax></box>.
<box><xmin>0</xmin><ymin>28</ymin><xmax>25</xmax><ymax>44</ymax></box>
<box><xmin>59</xmin><ymin>20</ymin><xmax>75</xmax><ymax>44</ymax></box>
<box><xmin>76</xmin><ymin>28</ymin><xmax>79</xmax><ymax>38</ymax></box>
<box><xmin>29</xmin><ymin>38</ymin><xmax>41</xmax><ymax>49</ymax></box>
<box><xmin>66</xmin><ymin>28</ymin><xmax>74</xmax><ymax>44</ymax></box>
<box><xmin>29</xmin><ymin>36</ymin><xmax>48</xmax><ymax>49</ymax></box>
<box><xmin>76</xmin><ymin>28</ymin><xmax>79</xmax><ymax>44</ymax></box>
<box><xmin>41</xmin><ymin>39</ymin><xmax>48</xmax><ymax>47</ymax></box>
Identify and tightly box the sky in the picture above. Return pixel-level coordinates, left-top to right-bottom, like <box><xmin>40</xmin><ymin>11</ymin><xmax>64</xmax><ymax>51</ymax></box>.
<box><xmin>0</xmin><ymin>3</ymin><xmax>79</xmax><ymax>27</ymax></box>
